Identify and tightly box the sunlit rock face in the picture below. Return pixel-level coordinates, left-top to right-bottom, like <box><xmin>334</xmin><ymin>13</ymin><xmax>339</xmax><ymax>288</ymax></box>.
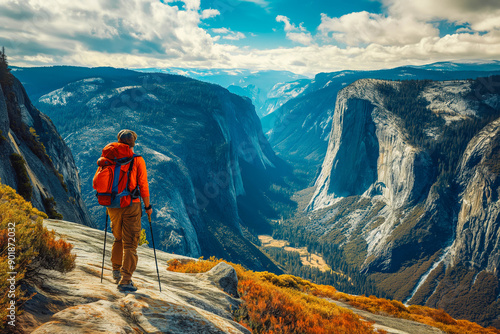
<box><xmin>309</xmin><ymin>80</ymin><xmax>432</xmax><ymax>211</ymax></box>
<box><xmin>452</xmin><ymin>118</ymin><xmax>500</xmax><ymax>274</ymax></box>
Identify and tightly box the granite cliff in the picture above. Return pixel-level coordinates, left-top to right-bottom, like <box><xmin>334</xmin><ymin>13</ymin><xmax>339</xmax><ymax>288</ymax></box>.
<box><xmin>0</xmin><ymin>72</ymin><xmax>92</xmax><ymax>226</ymax></box>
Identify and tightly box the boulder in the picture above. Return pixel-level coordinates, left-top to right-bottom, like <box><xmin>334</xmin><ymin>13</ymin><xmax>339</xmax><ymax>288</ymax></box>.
<box><xmin>203</xmin><ymin>262</ymin><xmax>240</xmax><ymax>298</ymax></box>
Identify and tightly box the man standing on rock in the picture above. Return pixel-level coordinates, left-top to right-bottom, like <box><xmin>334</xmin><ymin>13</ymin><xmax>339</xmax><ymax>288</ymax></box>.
<box><xmin>102</xmin><ymin>130</ymin><xmax>152</xmax><ymax>292</ymax></box>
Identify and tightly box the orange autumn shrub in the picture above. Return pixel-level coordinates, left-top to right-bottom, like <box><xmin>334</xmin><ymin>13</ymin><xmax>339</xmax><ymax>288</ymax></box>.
<box><xmin>258</xmin><ymin>272</ymin><xmax>316</xmax><ymax>292</ymax></box>
<box><xmin>0</xmin><ymin>182</ymin><xmax>76</xmax><ymax>329</ymax></box>
<box><xmin>238</xmin><ymin>278</ymin><xmax>375</xmax><ymax>334</ymax></box>
<box><xmin>167</xmin><ymin>256</ymin><xmax>224</xmax><ymax>273</ymax></box>
<box><xmin>329</xmin><ymin>292</ymin><xmax>410</xmax><ymax>318</ymax></box>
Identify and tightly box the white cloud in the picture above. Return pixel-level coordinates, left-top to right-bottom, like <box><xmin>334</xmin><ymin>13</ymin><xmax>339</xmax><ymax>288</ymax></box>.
<box><xmin>384</xmin><ymin>0</ymin><xmax>500</xmax><ymax>31</ymax></box>
<box><xmin>201</xmin><ymin>9</ymin><xmax>220</xmax><ymax>20</ymax></box>
<box><xmin>212</xmin><ymin>27</ymin><xmax>246</xmax><ymax>41</ymax></box>
<box><xmin>276</xmin><ymin>15</ymin><xmax>295</xmax><ymax>32</ymax></box>
<box><xmin>276</xmin><ymin>15</ymin><xmax>314</xmax><ymax>46</ymax></box>
<box><xmin>212</xmin><ymin>28</ymin><xmax>230</xmax><ymax>34</ymax></box>
<box><xmin>0</xmin><ymin>0</ymin><xmax>223</xmax><ymax>65</ymax></box>
<box><xmin>238</xmin><ymin>0</ymin><xmax>269</xmax><ymax>7</ymax></box>
<box><xmin>223</xmin><ymin>32</ymin><xmax>246</xmax><ymax>41</ymax></box>
<box><xmin>223</xmin><ymin>32</ymin><xmax>500</xmax><ymax>74</ymax></box>
<box><xmin>286</xmin><ymin>32</ymin><xmax>314</xmax><ymax>46</ymax></box>
<box><xmin>319</xmin><ymin>11</ymin><xmax>438</xmax><ymax>46</ymax></box>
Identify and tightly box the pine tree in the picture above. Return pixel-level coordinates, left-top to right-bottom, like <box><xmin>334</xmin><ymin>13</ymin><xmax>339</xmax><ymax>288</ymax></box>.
<box><xmin>0</xmin><ymin>46</ymin><xmax>12</xmax><ymax>86</ymax></box>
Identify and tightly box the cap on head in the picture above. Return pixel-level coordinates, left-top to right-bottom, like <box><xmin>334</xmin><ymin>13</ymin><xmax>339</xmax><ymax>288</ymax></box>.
<box><xmin>117</xmin><ymin>129</ymin><xmax>137</xmax><ymax>147</ymax></box>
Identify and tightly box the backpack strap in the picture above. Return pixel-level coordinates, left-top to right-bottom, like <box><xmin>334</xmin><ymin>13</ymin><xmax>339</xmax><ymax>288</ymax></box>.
<box><xmin>123</xmin><ymin>155</ymin><xmax>136</xmax><ymax>195</ymax></box>
<box><xmin>118</xmin><ymin>154</ymin><xmax>142</xmax><ymax>200</ymax></box>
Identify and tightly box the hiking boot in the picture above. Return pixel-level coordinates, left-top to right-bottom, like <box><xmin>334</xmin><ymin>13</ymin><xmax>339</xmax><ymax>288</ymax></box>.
<box><xmin>118</xmin><ymin>281</ymin><xmax>137</xmax><ymax>292</ymax></box>
<box><xmin>112</xmin><ymin>270</ymin><xmax>121</xmax><ymax>283</ymax></box>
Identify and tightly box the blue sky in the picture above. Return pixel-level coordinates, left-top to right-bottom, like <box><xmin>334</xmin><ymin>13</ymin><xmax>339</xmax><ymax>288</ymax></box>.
<box><xmin>199</xmin><ymin>0</ymin><xmax>382</xmax><ymax>48</ymax></box>
<box><xmin>0</xmin><ymin>0</ymin><xmax>499</xmax><ymax>75</ymax></box>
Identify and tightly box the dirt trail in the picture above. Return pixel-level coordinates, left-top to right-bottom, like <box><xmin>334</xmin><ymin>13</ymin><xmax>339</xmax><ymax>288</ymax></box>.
<box><xmin>327</xmin><ymin>299</ymin><xmax>445</xmax><ymax>334</ymax></box>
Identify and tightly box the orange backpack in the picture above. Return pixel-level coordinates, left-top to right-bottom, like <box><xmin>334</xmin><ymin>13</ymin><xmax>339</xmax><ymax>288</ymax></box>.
<box><xmin>92</xmin><ymin>143</ymin><xmax>140</xmax><ymax>208</ymax></box>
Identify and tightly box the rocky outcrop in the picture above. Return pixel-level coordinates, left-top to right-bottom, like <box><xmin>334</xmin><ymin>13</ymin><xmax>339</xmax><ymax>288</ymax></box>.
<box><xmin>308</xmin><ymin>80</ymin><xmax>433</xmax><ymax>211</ymax></box>
<box><xmin>203</xmin><ymin>262</ymin><xmax>240</xmax><ymax>298</ymax></box>
<box><xmin>0</xmin><ymin>76</ymin><xmax>92</xmax><ymax>226</ymax></box>
<box><xmin>22</xmin><ymin>220</ymin><xmax>250</xmax><ymax>334</ymax></box>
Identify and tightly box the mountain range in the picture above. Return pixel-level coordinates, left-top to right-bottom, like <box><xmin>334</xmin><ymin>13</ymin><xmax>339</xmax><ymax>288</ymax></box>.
<box><xmin>265</xmin><ymin>61</ymin><xmax>500</xmax><ymax>174</ymax></box>
<box><xmin>12</xmin><ymin>66</ymin><xmax>308</xmax><ymax>119</ymax></box>
<box><xmin>138</xmin><ymin>68</ymin><xmax>309</xmax><ymax>118</ymax></box>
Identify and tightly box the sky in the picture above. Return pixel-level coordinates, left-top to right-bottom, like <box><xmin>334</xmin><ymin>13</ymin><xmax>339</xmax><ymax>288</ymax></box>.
<box><xmin>0</xmin><ymin>0</ymin><xmax>500</xmax><ymax>75</ymax></box>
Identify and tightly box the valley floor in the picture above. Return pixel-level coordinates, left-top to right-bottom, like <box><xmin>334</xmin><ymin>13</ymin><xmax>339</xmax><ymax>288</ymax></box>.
<box><xmin>258</xmin><ymin>234</ymin><xmax>331</xmax><ymax>272</ymax></box>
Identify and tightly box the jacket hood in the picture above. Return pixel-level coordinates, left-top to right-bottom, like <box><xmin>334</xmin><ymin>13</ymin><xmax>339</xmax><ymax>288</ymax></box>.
<box><xmin>100</xmin><ymin>142</ymin><xmax>134</xmax><ymax>160</ymax></box>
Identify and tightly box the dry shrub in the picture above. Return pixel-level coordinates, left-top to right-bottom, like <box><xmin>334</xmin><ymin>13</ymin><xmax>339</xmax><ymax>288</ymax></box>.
<box><xmin>0</xmin><ymin>182</ymin><xmax>76</xmax><ymax>329</ymax></box>
<box><xmin>167</xmin><ymin>256</ymin><xmax>224</xmax><ymax>273</ymax></box>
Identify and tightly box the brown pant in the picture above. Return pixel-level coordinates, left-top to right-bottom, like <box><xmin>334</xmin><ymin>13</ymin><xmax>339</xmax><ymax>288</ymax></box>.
<box><xmin>107</xmin><ymin>202</ymin><xmax>142</xmax><ymax>284</ymax></box>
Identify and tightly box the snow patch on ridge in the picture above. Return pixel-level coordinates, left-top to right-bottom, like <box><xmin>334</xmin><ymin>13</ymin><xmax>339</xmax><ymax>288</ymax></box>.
<box><xmin>421</xmin><ymin>81</ymin><xmax>477</xmax><ymax>124</ymax></box>
<box><xmin>114</xmin><ymin>85</ymin><xmax>141</xmax><ymax>94</ymax></box>
<box><xmin>39</xmin><ymin>88</ymin><xmax>74</xmax><ymax>106</ymax></box>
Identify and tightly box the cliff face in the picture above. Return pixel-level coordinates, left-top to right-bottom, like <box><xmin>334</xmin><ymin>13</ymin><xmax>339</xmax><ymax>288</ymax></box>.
<box><xmin>308</xmin><ymin>80</ymin><xmax>442</xmax><ymax>273</ymax></box>
<box><xmin>36</xmin><ymin>73</ymin><xmax>282</xmax><ymax>272</ymax></box>
<box><xmin>309</xmin><ymin>81</ymin><xmax>433</xmax><ymax>211</ymax></box>
<box><xmin>453</xmin><ymin>118</ymin><xmax>500</xmax><ymax>274</ymax></box>
<box><xmin>305</xmin><ymin>77</ymin><xmax>500</xmax><ymax>326</ymax></box>
<box><xmin>0</xmin><ymin>76</ymin><xmax>92</xmax><ymax>226</ymax></box>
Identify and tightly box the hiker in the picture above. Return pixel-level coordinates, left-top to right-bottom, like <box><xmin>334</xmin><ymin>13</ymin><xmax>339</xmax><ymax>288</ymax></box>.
<box><xmin>94</xmin><ymin>130</ymin><xmax>152</xmax><ymax>292</ymax></box>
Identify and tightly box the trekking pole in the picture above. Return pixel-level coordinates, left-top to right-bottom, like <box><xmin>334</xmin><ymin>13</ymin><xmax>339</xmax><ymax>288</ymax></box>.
<box><xmin>148</xmin><ymin>214</ymin><xmax>162</xmax><ymax>292</ymax></box>
<box><xmin>100</xmin><ymin>210</ymin><xmax>109</xmax><ymax>283</ymax></box>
